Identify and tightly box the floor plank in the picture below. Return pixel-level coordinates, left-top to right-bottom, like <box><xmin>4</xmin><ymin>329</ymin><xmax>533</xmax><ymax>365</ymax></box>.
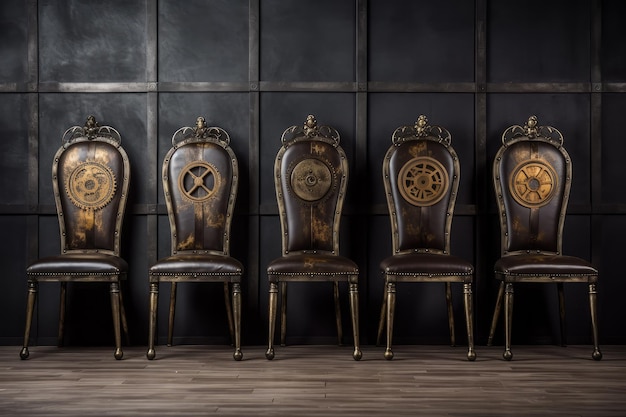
<box><xmin>0</xmin><ymin>344</ymin><xmax>625</xmax><ymax>416</ymax></box>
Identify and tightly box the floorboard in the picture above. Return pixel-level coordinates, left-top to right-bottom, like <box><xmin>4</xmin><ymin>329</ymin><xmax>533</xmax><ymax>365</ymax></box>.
<box><xmin>1</xmin><ymin>344</ymin><xmax>625</xmax><ymax>416</ymax></box>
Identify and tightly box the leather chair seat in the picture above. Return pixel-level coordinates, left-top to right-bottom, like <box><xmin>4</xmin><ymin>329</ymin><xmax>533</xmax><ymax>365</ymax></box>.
<box><xmin>27</xmin><ymin>254</ymin><xmax>128</xmax><ymax>276</ymax></box>
<box><xmin>495</xmin><ymin>254</ymin><xmax>598</xmax><ymax>279</ymax></box>
<box><xmin>267</xmin><ymin>253</ymin><xmax>358</xmax><ymax>282</ymax></box>
<box><xmin>381</xmin><ymin>253</ymin><xmax>473</xmax><ymax>281</ymax></box>
<box><xmin>150</xmin><ymin>254</ymin><xmax>243</xmax><ymax>276</ymax></box>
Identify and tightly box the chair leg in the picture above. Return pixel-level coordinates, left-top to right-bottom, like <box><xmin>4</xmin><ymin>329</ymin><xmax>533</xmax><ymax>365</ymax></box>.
<box><xmin>58</xmin><ymin>282</ymin><xmax>67</xmax><ymax>347</ymax></box>
<box><xmin>231</xmin><ymin>282</ymin><xmax>242</xmax><ymax>361</ymax></box>
<box><xmin>333</xmin><ymin>281</ymin><xmax>343</xmax><ymax>346</ymax></box>
<box><xmin>589</xmin><ymin>283</ymin><xmax>602</xmax><ymax>360</ymax></box>
<box><xmin>119</xmin><ymin>285</ymin><xmax>130</xmax><ymax>346</ymax></box>
<box><xmin>445</xmin><ymin>282</ymin><xmax>455</xmax><ymax>347</ymax></box>
<box><xmin>266</xmin><ymin>282</ymin><xmax>278</xmax><ymax>360</ymax></box>
<box><xmin>487</xmin><ymin>281</ymin><xmax>505</xmax><ymax>346</ymax></box>
<box><xmin>557</xmin><ymin>282</ymin><xmax>567</xmax><ymax>346</ymax></box>
<box><xmin>463</xmin><ymin>283</ymin><xmax>476</xmax><ymax>361</ymax></box>
<box><xmin>384</xmin><ymin>282</ymin><xmax>396</xmax><ymax>361</ymax></box>
<box><xmin>280</xmin><ymin>282</ymin><xmax>287</xmax><ymax>346</ymax></box>
<box><xmin>376</xmin><ymin>281</ymin><xmax>387</xmax><ymax>346</ymax></box>
<box><xmin>147</xmin><ymin>282</ymin><xmax>158</xmax><ymax>360</ymax></box>
<box><xmin>109</xmin><ymin>282</ymin><xmax>123</xmax><ymax>360</ymax></box>
<box><xmin>349</xmin><ymin>282</ymin><xmax>362</xmax><ymax>361</ymax></box>
<box><xmin>20</xmin><ymin>281</ymin><xmax>38</xmax><ymax>359</ymax></box>
<box><xmin>223</xmin><ymin>282</ymin><xmax>235</xmax><ymax>346</ymax></box>
<box><xmin>167</xmin><ymin>282</ymin><xmax>177</xmax><ymax>347</ymax></box>
<box><xmin>503</xmin><ymin>283</ymin><xmax>514</xmax><ymax>361</ymax></box>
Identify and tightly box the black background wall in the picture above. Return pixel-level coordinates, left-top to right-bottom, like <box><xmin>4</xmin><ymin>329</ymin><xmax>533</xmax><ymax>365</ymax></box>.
<box><xmin>1</xmin><ymin>0</ymin><xmax>625</xmax><ymax>349</ymax></box>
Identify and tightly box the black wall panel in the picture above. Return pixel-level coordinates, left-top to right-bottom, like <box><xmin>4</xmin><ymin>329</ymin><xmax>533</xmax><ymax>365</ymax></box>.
<box><xmin>260</xmin><ymin>0</ymin><xmax>355</xmax><ymax>82</ymax></box>
<box><xmin>158</xmin><ymin>0</ymin><xmax>249</xmax><ymax>83</ymax></box>
<box><xmin>369</xmin><ymin>0</ymin><xmax>475</xmax><ymax>83</ymax></box>
<box><xmin>1</xmin><ymin>0</ymin><xmax>624</xmax><ymax>349</ymax></box>
<box><xmin>0</xmin><ymin>1</ymin><xmax>29</xmax><ymax>83</ymax></box>
<box><xmin>39</xmin><ymin>0</ymin><xmax>148</xmax><ymax>83</ymax></box>
<box><xmin>601</xmin><ymin>93</ymin><xmax>626</xmax><ymax>204</ymax></box>
<box><xmin>488</xmin><ymin>0</ymin><xmax>591</xmax><ymax>83</ymax></box>
<box><xmin>0</xmin><ymin>94</ymin><xmax>29</xmax><ymax>203</ymax></box>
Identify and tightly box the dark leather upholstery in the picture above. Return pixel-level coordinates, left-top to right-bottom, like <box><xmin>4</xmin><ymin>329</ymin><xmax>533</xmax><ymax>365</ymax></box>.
<box><xmin>21</xmin><ymin>117</ymin><xmax>130</xmax><ymax>360</ymax></box>
<box><xmin>380</xmin><ymin>253</ymin><xmax>473</xmax><ymax>279</ymax></box>
<box><xmin>377</xmin><ymin>115</ymin><xmax>475</xmax><ymax>361</ymax></box>
<box><xmin>488</xmin><ymin>116</ymin><xmax>601</xmax><ymax>361</ymax></box>
<box><xmin>265</xmin><ymin>115</ymin><xmax>361</xmax><ymax>361</ymax></box>
<box><xmin>147</xmin><ymin>118</ymin><xmax>243</xmax><ymax>361</ymax></box>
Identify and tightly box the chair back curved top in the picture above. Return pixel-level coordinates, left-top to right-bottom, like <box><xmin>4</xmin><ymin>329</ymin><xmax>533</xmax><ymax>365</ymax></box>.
<box><xmin>494</xmin><ymin>115</ymin><xmax>569</xmax><ymax>256</ymax></box>
<box><xmin>275</xmin><ymin>114</ymin><xmax>347</xmax><ymax>255</ymax></box>
<box><xmin>383</xmin><ymin>115</ymin><xmax>459</xmax><ymax>255</ymax></box>
<box><xmin>163</xmin><ymin>117</ymin><xmax>238</xmax><ymax>256</ymax></box>
<box><xmin>54</xmin><ymin>116</ymin><xmax>130</xmax><ymax>256</ymax></box>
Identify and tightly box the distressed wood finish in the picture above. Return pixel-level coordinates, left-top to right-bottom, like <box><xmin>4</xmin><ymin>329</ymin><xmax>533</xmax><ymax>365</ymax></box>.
<box><xmin>1</xmin><ymin>345</ymin><xmax>625</xmax><ymax>416</ymax></box>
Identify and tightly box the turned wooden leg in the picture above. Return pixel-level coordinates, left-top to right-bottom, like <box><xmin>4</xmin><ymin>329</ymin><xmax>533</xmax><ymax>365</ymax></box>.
<box><xmin>464</xmin><ymin>283</ymin><xmax>476</xmax><ymax>361</ymax></box>
<box><xmin>232</xmin><ymin>282</ymin><xmax>242</xmax><ymax>361</ymax></box>
<box><xmin>20</xmin><ymin>281</ymin><xmax>37</xmax><ymax>360</ymax></box>
<box><xmin>110</xmin><ymin>282</ymin><xmax>123</xmax><ymax>360</ymax></box>
<box><xmin>147</xmin><ymin>282</ymin><xmax>158</xmax><ymax>360</ymax></box>
<box><xmin>384</xmin><ymin>281</ymin><xmax>396</xmax><ymax>361</ymax></box>
<box><xmin>503</xmin><ymin>283</ymin><xmax>514</xmax><ymax>361</ymax></box>
<box><xmin>589</xmin><ymin>283</ymin><xmax>602</xmax><ymax>360</ymax></box>
<box><xmin>266</xmin><ymin>282</ymin><xmax>278</xmax><ymax>360</ymax></box>
<box><xmin>349</xmin><ymin>282</ymin><xmax>361</xmax><ymax>361</ymax></box>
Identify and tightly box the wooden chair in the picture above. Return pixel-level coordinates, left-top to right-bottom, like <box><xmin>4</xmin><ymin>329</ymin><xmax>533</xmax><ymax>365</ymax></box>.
<box><xmin>147</xmin><ymin>117</ymin><xmax>243</xmax><ymax>361</ymax></box>
<box><xmin>265</xmin><ymin>115</ymin><xmax>361</xmax><ymax>361</ymax></box>
<box><xmin>377</xmin><ymin>115</ymin><xmax>475</xmax><ymax>361</ymax></box>
<box><xmin>487</xmin><ymin>116</ymin><xmax>602</xmax><ymax>361</ymax></box>
<box><xmin>21</xmin><ymin>116</ymin><xmax>130</xmax><ymax>360</ymax></box>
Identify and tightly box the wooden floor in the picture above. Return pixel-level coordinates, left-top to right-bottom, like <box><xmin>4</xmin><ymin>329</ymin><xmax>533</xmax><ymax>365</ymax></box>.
<box><xmin>1</xmin><ymin>344</ymin><xmax>625</xmax><ymax>416</ymax></box>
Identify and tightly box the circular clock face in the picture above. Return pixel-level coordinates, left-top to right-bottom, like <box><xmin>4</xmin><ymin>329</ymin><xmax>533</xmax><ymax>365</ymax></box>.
<box><xmin>289</xmin><ymin>158</ymin><xmax>335</xmax><ymax>203</ymax></box>
<box><xmin>510</xmin><ymin>160</ymin><xmax>558</xmax><ymax>208</ymax></box>
<box><xmin>398</xmin><ymin>156</ymin><xmax>449</xmax><ymax>207</ymax></box>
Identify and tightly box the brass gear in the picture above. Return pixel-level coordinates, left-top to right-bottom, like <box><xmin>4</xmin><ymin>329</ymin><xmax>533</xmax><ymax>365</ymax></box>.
<box><xmin>66</xmin><ymin>161</ymin><xmax>117</xmax><ymax>210</ymax></box>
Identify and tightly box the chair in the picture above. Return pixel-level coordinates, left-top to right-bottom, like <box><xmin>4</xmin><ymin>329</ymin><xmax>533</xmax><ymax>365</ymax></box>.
<box><xmin>487</xmin><ymin>115</ymin><xmax>602</xmax><ymax>361</ymax></box>
<box><xmin>265</xmin><ymin>115</ymin><xmax>361</xmax><ymax>361</ymax></box>
<box><xmin>147</xmin><ymin>117</ymin><xmax>243</xmax><ymax>361</ymax></box>
<box><xmin>21</xmin><ymin>116</ymin><xmax>130</xmax><ymax>360</ymax></box>
<box><xmin>377</xmin><ymin>115</ymin><xmax>475</xmax><ymax>361</ymax></box>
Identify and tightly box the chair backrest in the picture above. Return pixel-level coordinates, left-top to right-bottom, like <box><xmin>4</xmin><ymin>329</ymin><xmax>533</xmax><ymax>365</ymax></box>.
<box><xmin>493</xmin><ymin>115</ymin><xmax>570</xmax><ymax>256</ymax></box>
<box><xmin>163</xmin><ymin>117</ymin><xmax>238</xmax><ymax>255</ymax></box>
<box><xmin>383</xmin><ymin>115</ymin><xmax>459</xmax><ymax>255</ymax></box>
<box><xmin>54</xmin><ymin>116</ymin><xmax>130</xmax><ymax>256</ymax></box>
<box><xmin>275</xmin><ymin>115</ymin><xmax>348</xmax><ymax>255</ymax></box>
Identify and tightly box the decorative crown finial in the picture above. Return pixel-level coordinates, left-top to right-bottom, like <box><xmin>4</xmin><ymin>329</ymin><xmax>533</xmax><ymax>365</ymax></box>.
<box><xmin>303</xmin><ymin>114</ymin><xmax>318</xmax><ymax>137</ymax></box>
<box><xmin>524</xmin><ymin>115</ymin><xmax>539</xmax><ymax>138</ymax></box>
<box><xmin>414</xmin><ymin>115</ymin><xmax>429</xmax><ymax>137</ymax></box>
<box><xmin>193</xmin><ymin>116</ymin><xmax>208</xmax><ymax>138</ymax></box>
<box><xmin>84</xmin><ymin>115</ymin><xmax>100</xmax><ymax>139</ymax></box>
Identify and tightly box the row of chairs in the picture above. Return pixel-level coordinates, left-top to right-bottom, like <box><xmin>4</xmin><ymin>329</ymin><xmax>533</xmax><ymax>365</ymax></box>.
<box><xmin>20</xmin><ymin>114</ymin><xmax>602</xmax><ymax>362</ymax></box>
